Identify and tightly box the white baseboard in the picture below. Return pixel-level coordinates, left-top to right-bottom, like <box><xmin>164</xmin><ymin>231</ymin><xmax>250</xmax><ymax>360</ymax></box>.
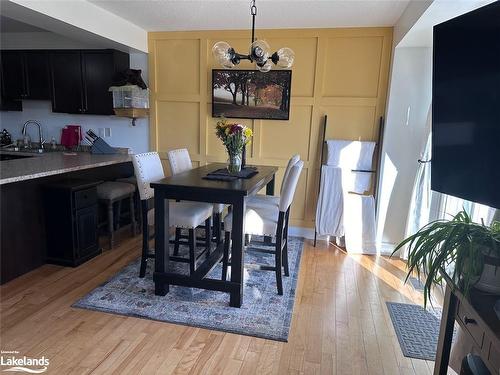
<box><xmin>288</xmin><ymin>226</ymin><xmax>328</xmax><ymax>240</ymax></box>
<box><xmin>289</xmin><ymin>227</ymin><xmax>397</xmax><ymax>256</ymax></box>
<box><xmin>378</xmin><ymin>242</ymin><xmax>396</xmax><ymax>255</ymax></box>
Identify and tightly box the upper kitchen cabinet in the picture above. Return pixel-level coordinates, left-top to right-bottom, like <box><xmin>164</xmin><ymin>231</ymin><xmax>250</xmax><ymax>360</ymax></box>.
<box><xmin>49</xmin><ymin>49</ymin><xmax>129</xmax><ymax>115</ymax></box>
<box><xmin>49</xmin><ymin>51</ymin><xmax>85</xmax><ymax>114</ymax></box>
<box><xmin>24</xmin><ymin>51</ymin><xmax>51</xmax><ymax>100</ymax></box>
<box><xmin>0</xmin><ymin>50</ymin><xmax>50</xmax><ymax>101</ymax></box>
<box><xmin>0</xmin><ymin>56</ymin><xmax>21</xmax><ymax>111</ymax></box>
<box><xmin>0</xmin><ymin>51</ymin><xmax>25</xmax><ymax>100</ymax></box>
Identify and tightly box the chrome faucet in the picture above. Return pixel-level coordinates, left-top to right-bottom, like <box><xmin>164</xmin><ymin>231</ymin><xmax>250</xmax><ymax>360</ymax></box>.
<box><xmin>22</xmin><ymin>120</ymin><xmax>44</xmax><ymax>151</ymax></box>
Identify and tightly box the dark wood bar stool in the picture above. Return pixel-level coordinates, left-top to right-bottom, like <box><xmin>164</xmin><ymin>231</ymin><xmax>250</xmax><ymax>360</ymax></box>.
<box><xmin>116</xmin><ymin>175</ymin><xmax>141</xmax><ymax>234</ymax></box>
<box><xmin>97</xmin><ymin>181</ymin><xmax>137</xmax><ymax>249</ymax></box>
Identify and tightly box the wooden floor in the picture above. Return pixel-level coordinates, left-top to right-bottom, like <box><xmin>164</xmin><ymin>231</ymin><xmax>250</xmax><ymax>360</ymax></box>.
<box><xmin>0</xmin><ymin>235</ymin><xmax>438</xmax><ymax>374</ymax></box>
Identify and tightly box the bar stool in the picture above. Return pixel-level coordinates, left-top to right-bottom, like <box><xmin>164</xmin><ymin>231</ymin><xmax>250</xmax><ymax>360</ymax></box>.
<box><xmin>97</xmin><ymin>181</ymin><xmax>137</xmax><ymax>249</ymax></box>
<box><xmin>116</xmin><ymin>175</ymin><xmax>141</xmax><ymax>234</ymax></box>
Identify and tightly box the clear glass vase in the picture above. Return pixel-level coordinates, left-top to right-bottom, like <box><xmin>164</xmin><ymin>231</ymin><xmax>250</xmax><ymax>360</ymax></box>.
<box><xmin>227</xmin><ymin>152</ymin><xmax>242</xmax><ymax>174</ymax></box>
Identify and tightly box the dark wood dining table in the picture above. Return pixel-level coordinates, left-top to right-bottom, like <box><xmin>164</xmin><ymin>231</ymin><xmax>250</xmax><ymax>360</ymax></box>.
<box><xmin>150</xmin><ymin>163</ymin><xmax>278</xmax><ymax>307</ymax></box>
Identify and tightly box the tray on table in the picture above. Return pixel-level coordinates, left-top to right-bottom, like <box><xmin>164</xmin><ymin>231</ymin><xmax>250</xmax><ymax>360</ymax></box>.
<box><xmin>203</xmin><ymin>166</ymin><xmax>258</xmax><ymax>181</ymax></box>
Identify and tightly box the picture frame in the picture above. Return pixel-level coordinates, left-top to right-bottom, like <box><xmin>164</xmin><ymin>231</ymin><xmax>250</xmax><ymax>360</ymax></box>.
<box><xmin>211</xmin><ymin>69</ymin><xmax>292</xmax><ymax>120</ymax></box>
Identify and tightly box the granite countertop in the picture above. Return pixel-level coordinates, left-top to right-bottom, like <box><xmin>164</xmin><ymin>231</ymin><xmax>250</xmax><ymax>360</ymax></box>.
<box><xmin>0</xmin><ymin>151</ymin><xmax>132</xmax><ymax>185</ymax></box>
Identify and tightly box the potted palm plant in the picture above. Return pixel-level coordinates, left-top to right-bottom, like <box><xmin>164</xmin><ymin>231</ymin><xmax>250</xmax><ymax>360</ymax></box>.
<box><xmin>392</xmin><ymin>210</ymin><xmax>500</xmax><ymax>306</ymax></box>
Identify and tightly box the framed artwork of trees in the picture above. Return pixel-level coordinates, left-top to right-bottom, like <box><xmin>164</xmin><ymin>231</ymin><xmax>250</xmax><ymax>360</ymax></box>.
<box><xmin>212</xmin><ymin>69</ymin><xmax>292</xmax><ymax>120</ymax></box>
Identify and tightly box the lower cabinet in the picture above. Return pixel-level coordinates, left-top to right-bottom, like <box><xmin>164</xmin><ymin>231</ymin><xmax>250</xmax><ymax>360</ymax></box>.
<box><xmin>44</xmin><ymin>179</ymin><xmax>102</xmax><ymax>266</ymax></box>
<box><xmin>75</xmin><ymin>205</ymin><xmax>99</xmax><ymax>259</ymax></box>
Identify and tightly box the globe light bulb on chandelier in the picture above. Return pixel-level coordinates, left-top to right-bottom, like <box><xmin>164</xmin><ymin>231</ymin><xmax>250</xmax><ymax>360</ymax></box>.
<box><xmin>211</xmin><ymin>0</ymin><xmax>294</xmax><ymax>72</ymax></box>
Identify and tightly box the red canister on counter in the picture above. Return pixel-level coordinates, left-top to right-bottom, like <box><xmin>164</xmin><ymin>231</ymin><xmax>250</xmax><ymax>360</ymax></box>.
<box><xmin>60</xmin><ymin>125</ymin><xmax>82</xmax><ymax>148</ymax></box>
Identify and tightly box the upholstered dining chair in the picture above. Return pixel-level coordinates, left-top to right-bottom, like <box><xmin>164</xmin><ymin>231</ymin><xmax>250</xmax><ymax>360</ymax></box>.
<box><xmin>132</xmin><ymin>152</ymin><xmax>214</xmax><ymax>278</ymax></box>
<box><xmin>246</xmin><ymin>154</ymin><xmax>300</xmax><ymax>209</ymax></box>
<box><xmin>222</xmin><ymin>160</ymin><xmax>304</xmax><ymax>295</ymax></box>
<box><xmin>167</xmin><ymin>148</ymin><xmax>225</xmax><ymax>244</ymax></box>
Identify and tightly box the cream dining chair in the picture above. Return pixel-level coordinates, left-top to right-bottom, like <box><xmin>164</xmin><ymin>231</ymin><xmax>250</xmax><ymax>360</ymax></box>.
<box><xmin>245</xmin><ymin>154</ymin><xmax>300</xmax><ymax>210</ymax></box>
<box><xmin>132</xmin><ymin>152</ymin><xmax>214</xmax><ymax>278</ymax></box>
<box><xmin>167</xmin><ymin>148</ymin><xmax>225</xmax><ymax>245</ymax></box>
<box><xmin>222</xmin><ymin>160</ymin><xmax>304</xmax><ymax>295</ymax></box>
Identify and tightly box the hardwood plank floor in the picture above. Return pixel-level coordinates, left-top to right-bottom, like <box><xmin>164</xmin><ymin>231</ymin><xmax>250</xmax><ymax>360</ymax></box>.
<box><xmin>1</xmin><ymin>235</ymin><xmax>439</xmax><ymax>374</ymax></box>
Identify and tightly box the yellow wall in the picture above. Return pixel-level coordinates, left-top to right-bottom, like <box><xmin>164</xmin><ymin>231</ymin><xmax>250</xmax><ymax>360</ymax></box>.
<box><xmin>148</xmin><ymin>27</ymin><xmax>393</xmax><ymax>228</ymax></box>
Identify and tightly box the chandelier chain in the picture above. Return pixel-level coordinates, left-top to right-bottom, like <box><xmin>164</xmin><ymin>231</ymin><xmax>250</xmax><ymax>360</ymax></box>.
<box><xmin>250</xmin><ymin>0</ymin><xmax>257</xmax><ymax>42</ymax></box>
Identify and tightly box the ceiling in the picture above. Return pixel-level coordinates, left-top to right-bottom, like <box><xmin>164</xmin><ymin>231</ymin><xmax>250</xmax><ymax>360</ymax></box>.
<box><xmin>88</xmin><ymin>0</ymin><xmax>411</xmax><ymax>32</ymax></box>
<box><xmin>0</xmin><ymin>15</ymin><xmax>47</xmax><ymax>33</ymax></box>
<box><xmin>398</xmin><ymin>0</ymin><xmax>495</xmax><ymax>47</ymax></box>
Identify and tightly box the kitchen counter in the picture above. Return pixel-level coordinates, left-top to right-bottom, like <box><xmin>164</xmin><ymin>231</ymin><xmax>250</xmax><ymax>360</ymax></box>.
<box><xmin>0</xmin><ymin>150</ymin><xmax>135</xmax><ymax>284</ymax></box>
<box><xmin>0</xmin><ymin>151</ymin><xmax>132</xmax><ymax>185</ymax></box>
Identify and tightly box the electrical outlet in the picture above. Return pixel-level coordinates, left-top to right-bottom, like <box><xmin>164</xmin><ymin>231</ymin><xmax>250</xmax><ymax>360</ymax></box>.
<box><xmin>105</xmin><ymin>128</ymin><xmax>112</xmax><ymax>138</ymax></box>
<box><xmin>98</xmin><ymin>128</ymin><xmax>105</xmax><ymax>138</ymax></box>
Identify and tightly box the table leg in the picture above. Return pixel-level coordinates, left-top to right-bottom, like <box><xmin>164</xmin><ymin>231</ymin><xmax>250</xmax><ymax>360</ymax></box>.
<box><xmin>154</xmin><ymin>191</ymin><xmax>170</xmax><ymax>296</ymax></box>
<box><xmin>264</xmin><ymin>174</ymin><xmax>276</xmax><ymax>244</ymax></box>
<box><xmin>230</xmin><ymin>198</ymin><xmax>245</xmax><ymax>307</ymax></box>
<box><xmin>434</xmin><ymin>284</ymin><xmax>458</xmax><ymax>375</ymax></box>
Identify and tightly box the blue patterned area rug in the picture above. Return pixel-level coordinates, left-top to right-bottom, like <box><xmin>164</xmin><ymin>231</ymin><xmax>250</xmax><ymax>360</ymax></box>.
<box><xmin>73</xmin><ymin>236</ymin><xmax>304</xmax><ymax>342</ymax></box>
<box><xmin>386</xmin><ymin>302</ymin><xmax>445</xmax><ymax>360</ymax></box>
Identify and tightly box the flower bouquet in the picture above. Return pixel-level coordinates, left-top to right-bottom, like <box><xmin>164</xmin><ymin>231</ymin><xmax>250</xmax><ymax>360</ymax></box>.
<box><xmin>215</xmin><ymin>118</ymin><xmax>253</xmax><ymax>174</ymax></box>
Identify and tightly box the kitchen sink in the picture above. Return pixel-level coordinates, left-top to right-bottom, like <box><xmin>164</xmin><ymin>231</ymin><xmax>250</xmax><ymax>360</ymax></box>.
<box><xmin>0</xmin><ymin>153</ymin><xmax>35</xmax><ymax>161</ymax></box>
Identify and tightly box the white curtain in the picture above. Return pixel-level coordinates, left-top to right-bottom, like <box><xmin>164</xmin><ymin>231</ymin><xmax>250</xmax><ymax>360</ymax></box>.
<box><xmin>404</xmin><ymin>134</ymin><xmax>432</xmax><ymax>253</ymax></box>
<box><xmin>402</xmin><ymin>109</ymin><xmax>432</xmax><ymax>259</ymax></box>
<box><xmin>402</xmin><ymin>123</ymin><xmax>497</xmax><ymax>259</ymax></box>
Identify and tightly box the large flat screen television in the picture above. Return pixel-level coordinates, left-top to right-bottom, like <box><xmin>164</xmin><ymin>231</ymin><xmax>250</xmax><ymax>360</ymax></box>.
<box><xmin>212</xmin><ymin>69</ymin><xmax>291</xmax><ymax>120</ymax></box>
<box><xmin>432</xmin><ymin>2</ymin><xmax>500</xmax><ymax>209</ymax></box>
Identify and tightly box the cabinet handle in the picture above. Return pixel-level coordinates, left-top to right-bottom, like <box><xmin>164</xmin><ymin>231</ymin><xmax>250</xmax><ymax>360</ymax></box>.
<box><xmin>463</xmin><ymin>316</ymin><xmax>476</xmax><ymax>325</ymax></box>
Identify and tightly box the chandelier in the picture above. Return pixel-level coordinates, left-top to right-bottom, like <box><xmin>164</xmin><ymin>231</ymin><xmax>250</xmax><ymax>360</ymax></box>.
<box><xmin>211</xmin><ymin>0</ymin><xmax>295</xmax><ymax>72</ymax></box>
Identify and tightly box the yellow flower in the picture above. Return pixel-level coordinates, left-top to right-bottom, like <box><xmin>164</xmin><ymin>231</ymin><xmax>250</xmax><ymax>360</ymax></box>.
<box><xmin>244</xmin><ymin>127</ymin><xmax>253</xmax><ymax>138</ymax></box>
<box><xmin>225</xmin><ymin>127</ymin><xmax>231</xmax><ymax>135</ymax></box>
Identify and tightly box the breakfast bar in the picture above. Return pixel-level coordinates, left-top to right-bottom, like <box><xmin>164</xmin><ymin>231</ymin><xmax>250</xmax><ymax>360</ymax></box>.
<box><xmin>0</xmin><ymin>150</ymin><xmax>133</xmax><ymax>283</ymax></box>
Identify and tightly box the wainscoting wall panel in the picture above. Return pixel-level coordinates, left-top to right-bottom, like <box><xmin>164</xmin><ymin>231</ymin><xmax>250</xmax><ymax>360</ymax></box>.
<box><xmin>149</xmin><ymin>28</ymin><xmax>393</xmax><ymax>228</ymax></box>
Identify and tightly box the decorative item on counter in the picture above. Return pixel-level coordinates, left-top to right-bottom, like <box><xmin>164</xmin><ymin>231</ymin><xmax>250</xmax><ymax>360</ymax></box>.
<box><xmin>215</xmin><ymin>117</ymin><xmax>253</xmax><ymax>174</ymax></box>
<box><xmin>61</xmin><ymin>125</ymin><xmax>82</xmax><ymax>149</ymax></box>
<box><xmin>50</xmin><ymin>137</ymin><xmax>57</xmax><ymax>150</ymax></box>
<box><xmin>0</xmin><ymin>129</ymin><xmax>12</xmax><ymax>146</ymax></box>
<box><xmin>109</xmin><ymin>69</ymin><xmax>149</xmax><ymax>126</ymax></box>
<box><xmin>85</xmin><ymin>129</ymin><xmax>117</xmax><ymax>154</ymax></box>
<box><xmin>23</xmin><ymin>135</ymin><xmax>31</xmax><ymax>149</ymax></box>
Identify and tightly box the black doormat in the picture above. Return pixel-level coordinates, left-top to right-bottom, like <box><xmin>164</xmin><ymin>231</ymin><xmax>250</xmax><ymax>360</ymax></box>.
<box><xmin>386</xmin><ymin>302</ymin><xmax>446</xmax><ymax>361</ymax></box>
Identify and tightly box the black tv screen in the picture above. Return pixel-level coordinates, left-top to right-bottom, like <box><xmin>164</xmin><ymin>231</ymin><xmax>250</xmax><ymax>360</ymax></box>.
<box><xmin>432</xmin><ymin>2</ymin><xmax>500</xmax><ymax>209</ymax></box>
<box><xmin>212</xmin><ymin>69</ymin><xmax>291</xmax><ymax>120</ymax></box>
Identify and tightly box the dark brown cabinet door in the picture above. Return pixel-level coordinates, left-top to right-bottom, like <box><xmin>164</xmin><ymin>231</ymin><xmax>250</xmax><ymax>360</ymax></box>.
<box><xmin>75</xmin><ymin>205</ymin><xmax>98</xmax><ymax>257</ymax></box>
<box><xmin>81</xmin><ymin>51</ymin><xmax>115</xmax><ymax>115</ymax></box>
<box><xmin>49</xmin><ymin>51</ymin><xmax>84</xmax><ymax>114</ymax></box>
<box><xmin>24</xmin><ymin>51</ymin><xmax>50</xmax><ymax>100</ymax></box>
<box><xmin>0</xmin><ymin>51</ymin><xmax>25</xmax><ymax>99</ymax></box>
<box><xmin>44</xmin><ymin>181</ymin><xmax>100</xmax><ymax>267</ymax></box>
